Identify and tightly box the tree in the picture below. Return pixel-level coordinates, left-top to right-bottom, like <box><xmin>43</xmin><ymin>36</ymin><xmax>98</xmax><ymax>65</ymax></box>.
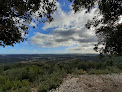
<box><xmin>0</xmin><ymin>0</ymin><xmax>57</xmax><ymax>47</ymax></box>
<box><xmin>70</xmin><ymin>0</ymin><xmax>122</xmax><ymax>56</ymax></box>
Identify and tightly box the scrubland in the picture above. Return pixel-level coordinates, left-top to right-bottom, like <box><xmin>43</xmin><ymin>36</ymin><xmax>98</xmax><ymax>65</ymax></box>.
<box><xmin>0</xmin><ymin>60</ymin><xmax>122</xmax><ymax>92</ymax></box>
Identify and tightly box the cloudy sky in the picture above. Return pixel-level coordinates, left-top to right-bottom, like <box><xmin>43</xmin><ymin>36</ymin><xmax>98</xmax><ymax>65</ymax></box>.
<box><xmin>0</xmin><ymin>0</ymin><xmax>99</xmax><ymax>54</ymax></box>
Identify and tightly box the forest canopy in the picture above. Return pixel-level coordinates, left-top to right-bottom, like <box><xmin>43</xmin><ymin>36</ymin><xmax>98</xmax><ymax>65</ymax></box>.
<box><xmin>0</xmin><ymin>0</ymin><xmax>122</xmax><ymax>56</ymax></box>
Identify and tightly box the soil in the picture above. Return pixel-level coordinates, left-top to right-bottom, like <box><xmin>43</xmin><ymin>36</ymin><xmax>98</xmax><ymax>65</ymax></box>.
<box><xmin>49</xmin><ymin>73</ymin><xmax>122</xmax><ymax>92</ymax></box>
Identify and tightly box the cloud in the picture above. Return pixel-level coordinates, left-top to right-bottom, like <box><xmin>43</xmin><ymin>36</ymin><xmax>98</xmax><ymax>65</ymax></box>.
<box><xmin>42</xmin><ymin>2</ymin><xmax>96</xmax><ymax>30</ymax></box>
<box><xmin>31</xmin><ymin>2</ymin><xmax>98</xmax><ymax>53</ymax></box>
<box><xmin>66</xmin><ymin>43</ymin><xmax>97</xmax><ymax>54</ymax></box>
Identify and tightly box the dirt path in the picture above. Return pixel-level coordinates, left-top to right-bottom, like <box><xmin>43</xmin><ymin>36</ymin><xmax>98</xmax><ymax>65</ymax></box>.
<box><xmin>49</xmin><ymin>73</ymin><xmax>122</xmax><ymax>92</ymax></box>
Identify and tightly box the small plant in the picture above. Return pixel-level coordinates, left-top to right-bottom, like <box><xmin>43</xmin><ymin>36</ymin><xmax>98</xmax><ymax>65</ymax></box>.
<box><xmin>88</xmin><ymin>69</ymin><xmax>96</xmax><ymax>74</ymax></box>
<box><xmin>74</xmin><ymin>69</ymin><xmax>87</xmax><ymax>75</ymax></box>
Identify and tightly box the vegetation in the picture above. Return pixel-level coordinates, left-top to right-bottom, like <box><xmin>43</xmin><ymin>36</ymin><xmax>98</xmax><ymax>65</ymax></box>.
<box><xmin>1</xmin><ymin>0</ymin><xmax>57</xmax><ymax>47</ymax></box>
<box><xmin>0</xmin><ymin>59</ymin><xmax>122</xmax><ymax>92</ymax></box>
<box><xmin>70</xmin><ymin>0</ymin><xmax>122</xmax><ymax>56</ymax></box>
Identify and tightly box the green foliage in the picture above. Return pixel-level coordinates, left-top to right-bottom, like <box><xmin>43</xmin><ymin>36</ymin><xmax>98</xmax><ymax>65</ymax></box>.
<box><xmin>10</xmin><ymin>87</ymin><xmax>31</xmax><ymax>92</ymax></box>
<box><xmin>70</xmin><ymin>0</ymin><xmax>122</xmax><ymax>56</ymax></box>
<box><xmin>74</xmin><ymin>69</ymin><xmax>87</xmax><ymax>75</ymax></box>
<box><xmin>88</xmin><ymin>69</ymin><xmax>109</xmax><ymax>74</ymax></box>
<box><xmin>1</xmin><ymin>0</ymin><xmax>57</xmax><ymax>47</ymax></box>
<box><xmin>38</xmin><ymin>72</ymin><xmax>62</xmax><ymax>92</ymax></box>
<box><xmin>0</xmin><ymin>59</ymin><xmax>122</xmax><ymax>92</ymax></box>
<box><xmin>0</xmin><ymin>76</ymin><xmax>8</xmax><ymax>86</ymax></box>
<box><xmin>0</xmin><ymin>79</ymin><xmax>30</xmax><ymax>92</ymax></box>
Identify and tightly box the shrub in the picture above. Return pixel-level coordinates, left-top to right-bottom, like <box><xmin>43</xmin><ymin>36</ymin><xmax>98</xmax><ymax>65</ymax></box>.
<box><xmin>88</xmin><ymin>69</ymin><xmax>96</xmax><ymax>74</ymax></box>
<box><xmin>10</xmin><ymin>87</ymin><xmax>31</xmax><ymax>92</ymax></box>
<box><xmin>106</xmin><ymin>66</ymin><xmax>121</xmax><ymax>73</ymax></box>
<box><xmin>0</xmin><ymin>59</ymin><xmax>122</xmax><ymax>92</ymax></box>
<box><xmin>0</xmin><ymin>76</ymin><xmax>8</xmax><ymax>85</ymax></box>
<box><xmin>38</xmin><ymin>82</ymin><xmax>49</xmax><ymax>92</ymax></box>
<box><xmin>74</xmin><ymin>69</ymin><xmax>87</xmax><ymax>75</ymax></box>
<box><xmin>2</xmin><ymin>80</ymin><xmax>12</xmax><ymax>91</ymax></box>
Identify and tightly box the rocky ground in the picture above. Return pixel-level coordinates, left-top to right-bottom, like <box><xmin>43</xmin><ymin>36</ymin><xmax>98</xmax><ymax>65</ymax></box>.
<box><xmin>49</xmin><ymin>73</ymin><xmax>122</xmax><ymax>92</ymax></box>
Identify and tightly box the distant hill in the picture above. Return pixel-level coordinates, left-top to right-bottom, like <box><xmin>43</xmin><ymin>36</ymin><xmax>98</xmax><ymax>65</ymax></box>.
<box><xmin>0</xmin><ymin>54</ymin><xmax>100</xmax><ymax>64</ymax></box>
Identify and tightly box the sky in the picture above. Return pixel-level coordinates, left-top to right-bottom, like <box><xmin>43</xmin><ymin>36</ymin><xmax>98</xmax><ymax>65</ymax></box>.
<box><xmin>0</xmin><ymin>0</ymin><xmax>99</xmax><ymax>54</ymax></box>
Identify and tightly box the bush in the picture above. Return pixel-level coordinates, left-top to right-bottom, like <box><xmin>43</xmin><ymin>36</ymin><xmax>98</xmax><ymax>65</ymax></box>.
<box><xmin>38</xmin><ymin>82</ymin><xmax>49</xmax><ymax>92</ymax></box>
<box><xmin>10</xmin><ymin>87</ymin><xmax>31</xmax><ymax>92</ymax></box>
<box><xmin>74</xmin><ymin>69</ymin><xmax>87</xmax><ymax>75</ymax></box>
<box><xmin>106</xmin><ymin>66</ymin><xmax>121</xmax><ymax>73</ymax></box>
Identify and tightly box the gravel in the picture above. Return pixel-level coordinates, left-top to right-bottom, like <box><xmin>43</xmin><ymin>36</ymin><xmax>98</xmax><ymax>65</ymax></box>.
<box><xmin>49</xmin><ymin>73</ymin><xmax>122</xmax><ymax>92</ymax></box>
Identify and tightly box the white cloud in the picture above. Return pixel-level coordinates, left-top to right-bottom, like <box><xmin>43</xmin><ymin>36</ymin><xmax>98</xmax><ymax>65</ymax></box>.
<box><xmin>31</xmin><ymin>2</ymin><xmax>99</xmax><ymax>54</ymax></box>
<box><xmin>42</xmin><ymin>2</ymin><xmax>96</xmax><ymax>30</ymax></box>
<box><xmin>66</xmin><ymin>43</ymin><xmax>98</xmax><ymax>54</ymax></box>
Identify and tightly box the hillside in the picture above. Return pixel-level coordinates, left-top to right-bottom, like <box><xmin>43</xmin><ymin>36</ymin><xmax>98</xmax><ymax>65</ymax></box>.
<box><xmin>0</xmin><ymin>56</ymin><xmax>122</xmax><ymax>92</ymax></box>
